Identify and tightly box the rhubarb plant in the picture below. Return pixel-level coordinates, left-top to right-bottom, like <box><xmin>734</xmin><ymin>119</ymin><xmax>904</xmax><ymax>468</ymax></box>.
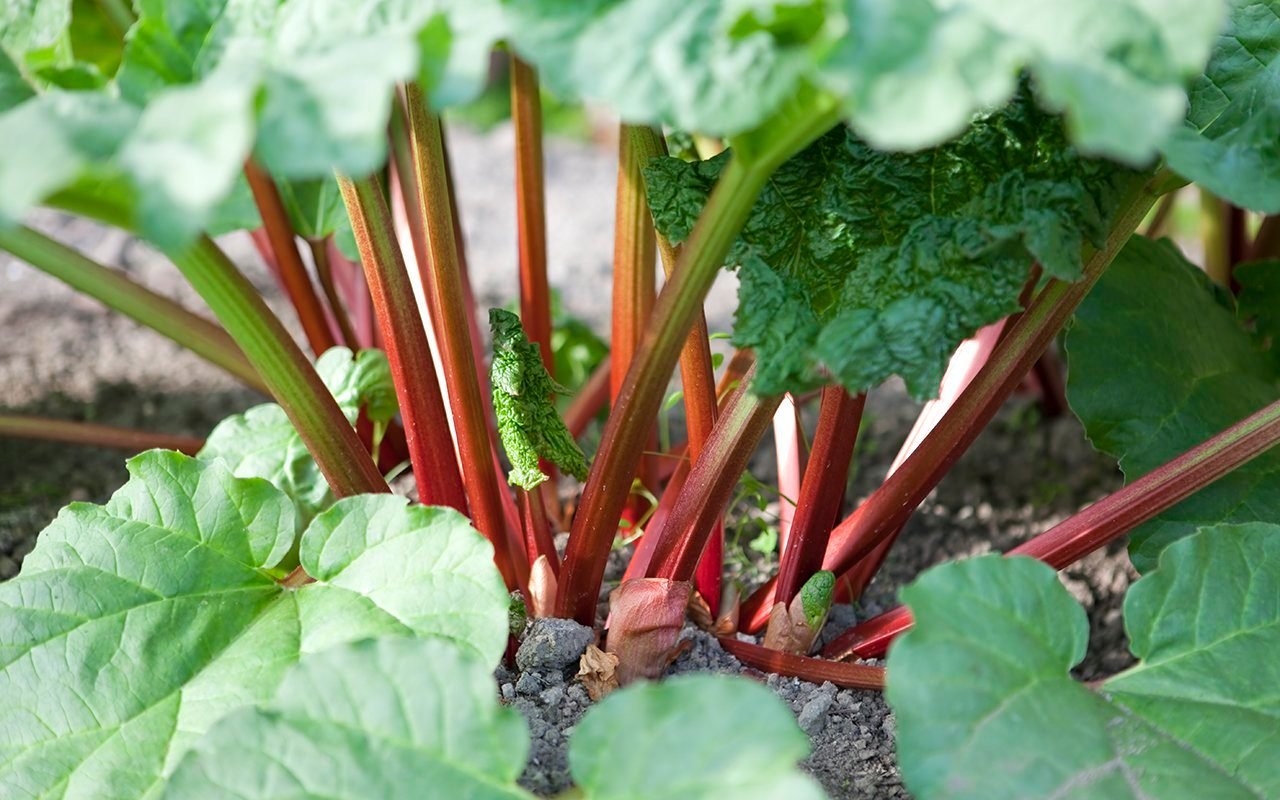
<box><xmin>5</xmin><ymin>0</ymin><xmax>1280</xmax><ymax>798</ymax></box>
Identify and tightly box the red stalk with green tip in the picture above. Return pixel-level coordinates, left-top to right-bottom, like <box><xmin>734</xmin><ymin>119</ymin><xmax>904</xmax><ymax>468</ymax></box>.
<box><xmin>557</xmin><ymin>94</ymin><xmax>840</xmax><ymax>623</ymax></box>
<box><xmin>826</xmin><ymin>394</ymin><xmax>1280</xmax><ymax>660</ymax></box>
<box><xmin>772</xmin><ymin>387</ymin><xmax>864</xmax><ymax>608</ymax></box>
<box><xmin>243</xmin><ymin>160</ymin><xmax>338</xmax><ymax>355</ymax></box>
<box><xmin>0</xmin><ymin>224</ymin><xmax>266</xmax><ymax>394</ymax></box>
<box><xmin>401</xmin><ymin>82</ymin><xmax>529</xmax><ymax>591</ymax></box>
<box><xmin>337</xmin><ymin>173</ymin><xmax>469</xmax><ymax>513</ymax></box>
<box><xmin>719</xmin><ymin>637</ymin><xmax>884</xmax><ymax>691</ymax></box>
<box><xmin>0</xmin><ymin>414</ymin><xmax>205</xmax><ymax>455</ymax></box>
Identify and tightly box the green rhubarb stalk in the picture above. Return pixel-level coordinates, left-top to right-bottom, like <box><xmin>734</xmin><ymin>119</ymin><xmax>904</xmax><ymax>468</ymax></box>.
<box><xmin>337</xmin><ymin>173</ymin><xmax>469</xmax><ymax>512</ymax></box>
<box><xmin>170</xmin><ymin>236</ymin><xmax>388</xmax><ymax>498</ymax></box>
<box><xmin>556</xmin><ymin>93</ymin><xmax>840</xmax><ymax>623</ymax></box>
<box><xmin>0</xmin><ymin>224</ymin><xmax>267</xmax><ymax>393</ymax></box>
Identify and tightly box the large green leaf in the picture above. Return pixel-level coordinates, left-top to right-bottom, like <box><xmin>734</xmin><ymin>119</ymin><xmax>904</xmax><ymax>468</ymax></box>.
<box><xmin>647</xmin><ymin>96</ymin><xmax>1132</xmax><ymax>398</ymax></box>
<box><xmin>161</xmin><ymin>638</ymin><xmax>531</xmax><ymax>799</ymax></box>
<box><xmin>888</xmin><ymin>524</ymin><xmax>1280</xmax><ymax>799</ymax></box>
<box><xmin>1066</xmin><ymin>236</ymin><xmax>1280</xmax><ymax>571</ymax></box>
<box><xmin>0</xmin><ymin>0</ymin><xmax>72</xmax><ymax>60</ymax></box>
<box><xmin>0</xmin><ymin>451</ymin><xmax>509</xmax><ymax>799</ymax></box>
<box><xmin>823</xmin><ymin>0</ymin><xmax>1223</xmax><ymax>164</ymax></box>
<box><xmin>502</xmin><ymin>0</ymin><xmax>827</xmax><ymax>137</ymax></box>
<box><xmin>1161</xmin><ymin>0</ymin><xmax>1280</xmax><ymax>212</ymax></box>
<box><xmin>571</xmin><ymin>674</ymin><xmax>825</xmax><ymax>800</ymax></box>
<box><xmin>163</xmin><ymin>640</ymin><xmax>823</xmax><ymax>799</ymax></box>
<box><xmin>199</xmin><ymin>347</ymin><xmax>396</xmax><ymax>528</ymax></box>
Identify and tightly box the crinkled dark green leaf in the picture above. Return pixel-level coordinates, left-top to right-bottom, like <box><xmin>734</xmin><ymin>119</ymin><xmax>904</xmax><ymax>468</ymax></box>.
<box><xmin>1161</xmin><ymin>0</ymin><xmax>1280</xmax><ymax>212</ymax></box>
<box><xmin>490</xmin><ymin>308</ymin><xmax>589</xmax><ymax>489</ymax></box>
<box><xmin>570</xmin><ymin>674</ymin><xmax>824</xmax><ymax>800</ymax></box>
<box><xmin>200</xmin><ymin>347</ymin><xmax>397</xmax><ymax>526</ymax></box>
<box><xmin>502</xmin><ymin>0</ymin><xmax>827</xmax><ymax>137</ymax></box>
<box><xmin>823</xmin><ymin>0</ymin><xmax>1224</xmax><ymax>164</ymax></box>
<box><xmin>0</xmin><ymin>452</ymin><xmax>509</xmax><ymax>799</ymax></box>
<box><xmin>889</xmin><ymin>524</ymin><xmax>1280</xmax><ymax>800</ymax></box>
<box><xmin>161</xmin><ymin>638</ymin><xmax>532</xmax><ymax>799</ymax></box>
<box><xmin>1066</xmin><ymin>236</ymin><xmax>1280</xmax><ymax>571</ymax></box>
<box><xmin>647</xmin><ymin>97</ymin><xmax>1131</xmax><ymax>398</ymax></box>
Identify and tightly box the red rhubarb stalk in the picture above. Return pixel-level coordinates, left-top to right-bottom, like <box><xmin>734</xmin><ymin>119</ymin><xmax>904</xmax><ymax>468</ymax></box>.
<box><xmin>718</xmin><ymin>637</ymin><xmax>884</xmax><ymax>691</ymax></box>
<box><xmin>0</xmin><ymin>414</ymin><xmax>205</xmax><ymax>455</ymax></box>
<box><xmin>402</xmin><ymin>83</ymin><xmax>528</xmax><ymax>590</ymax></box>
<box><xmin>826</xmin><ymin>394</ymin><xmax>1280</xmax><ymax>660</ymax></box>
<box><xmin>511</xmin><ymin>55</ymin><xmax>554</xmax><ymax>373</ymax></box>
<box><xmin>772</xmin><ymin>387</ymin><xmax>865</xmax><ymax>606</ymax></box>
<box><xmin>243</xmin><ymin>160</ymin><xmax>338</xmax><ymax>354</ymax></box>
<box><xmin>337</xmin><ymin>173</ymin><xmax>469</xmax><ymax>512</ymax></box>
<box><xmin>645</xmin><ymin>366</ymin><xmax>783</xmax><ymax>581</ymax></box>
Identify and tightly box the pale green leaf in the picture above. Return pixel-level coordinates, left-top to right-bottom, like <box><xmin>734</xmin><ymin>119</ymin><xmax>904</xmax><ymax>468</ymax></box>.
<box><xmin>161</xmin><ymin>638</ymin><xmax>532</xmax><ymax>799</ymax></box>
<box><xmin>1065</xmin><ymin>236</ymin><xmax>1280</xmax><ymax>571</ymax></box>
<box><xmin>824</xmin><ymin>0</ymin><xmax>1223</xmax><ymax>164</ymax></box>
<box><xmin>1161</xmin><ymin>0</ymin><xmax>1280</xmax><ymax>212</ymax></box>
<box><xmin>199</xmin><ymin>347</ymin><xmax>398</xmax><ymax>526</ymax></box>
<box><xmin>0</xmin><ymin>452</ymin><xmax>509</xmax><ymax>799</ymax></box>
<box><xmin>570</xmin><ymin>674</ymin><xmax>824</xmax><ymax>800</ymax></box>
<box><xmin>889</xmin><ymin>524</ymin><xmax>1280</xmax><ymax>799</ymax></box>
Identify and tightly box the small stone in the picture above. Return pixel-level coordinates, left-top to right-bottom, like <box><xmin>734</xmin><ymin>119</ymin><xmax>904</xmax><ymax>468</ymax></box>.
<box><xmin>500</xmin><ymin>683</ymin><xmax>515</xmax><ymax>702</ymax></box>
<box><xmin>516</xmin><ymin>618</ymin><xmax>594</xmax><ymax>674</ymax></box>
<box><xmin>540</xmin><ymin>685</ymin><xmax>565</xmax><ymax>707</ymax></box>
<box><xmin>515</xmin><ymin>671</ymin><xmax>544</xmax><ymax>695</ymax></box>
<box><xmin>797</xmin><ymin>691</ymin><xmax>834</xmax><ymax>735</ymax></box>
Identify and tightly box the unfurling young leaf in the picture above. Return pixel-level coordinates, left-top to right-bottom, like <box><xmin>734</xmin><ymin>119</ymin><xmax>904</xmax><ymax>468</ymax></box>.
<box><xmin>0</xmin><ymin>451</ymin><xmax>509</xmax><ymax>797</ymax></box>
<box><xmin>888</xmin><ymin>524</ymin><xmax>1280</xmax><ymax>800</ymax></box>
<box><xmin>199</xmin><ymin>346</ymin><xmax>397</xmax><ymax>527</ymax></box>
<box><xmin>647</xmin><ymin>94</ymin><xmax>1131</xmax><ymax>399</ymax></box>
<box><xmin>1066</xmin><ymin>237</ymin><xmax>1280</xmax><ymax>571</ymax></box>
<box><xmin>490</xmin><ymin>308</ymin><xmax>589</xmax><ymax>490</ymax></box>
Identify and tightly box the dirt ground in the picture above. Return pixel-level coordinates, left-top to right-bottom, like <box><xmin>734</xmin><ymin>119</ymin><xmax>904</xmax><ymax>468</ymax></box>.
<box><xmin>0</xmin><ymin>123</ymin><xmax>1132</xmax><ymax>799</ymax></box>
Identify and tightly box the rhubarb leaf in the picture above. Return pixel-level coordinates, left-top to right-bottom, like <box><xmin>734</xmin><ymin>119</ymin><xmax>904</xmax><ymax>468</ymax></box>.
<box><xmin>889</xmin><ymin>524</ymin><xmax>1280</xmax><ymax>800</ymax></box>
<box><xmin>0</xmin><ymin>49</ymin><xmax>35</xmax><ymax>110</ymax></box>
<box><xmin>1160</xmin><ymin>0</ymin><xmax>1280</xmax><ymax>212</ymax></box>
<box><xmin>570</xmin><ymin>674</ymin><xmax>824</xmax><ymax>800</ymax></box>
<box><xmin>161</xmin><ymin>638</ymin><xmax>532</xmax><ymax>800</ymax></box>
<box><xmin>200</xmin><ymin>347</ymin><xmax>397</xmax><ymax>527</ymax></box>
<box><xmin>1066</xmin><ymin>237</ymin><xmax>1280</xmax><ymax>571</ymax></box>
<box><xmin>0</xmin><ymin>452</ymin><xmax>509</xmax><ymax>799</ymax></box>
<box><xmin>501</xmin><ymin>0</ymin><xmax>826</xmax><ymax>137</ymax></box>
<box><xmin>646</xmin><ymin>96</ymin><xmax>1130</xmax><ymax>398</ymax></box>
<box><xmin>490</xmin><ymin>308</ymin><xmax>589</xmax><ymax>490</ymax></box>
<box><xmin>1237</xmin><ymin>260</ymin><xmax>1280</xmax><ymax>367</ymax></box>
<box><xmin>823</xmin><ymin>0</ymin><xmax>1224</xmax><ymax>164</ymax></box>
<box><xmin>0</xmin><ymin>0</ymin><xmax>72</xmax><ymax>61</ymax></box>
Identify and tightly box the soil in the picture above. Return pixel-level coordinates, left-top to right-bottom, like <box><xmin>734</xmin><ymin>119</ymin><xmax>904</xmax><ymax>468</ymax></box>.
<box><xmin>1</xmin><ymin>123</ymin><xmax>1132</xmax><ymax>798</ymax></box>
